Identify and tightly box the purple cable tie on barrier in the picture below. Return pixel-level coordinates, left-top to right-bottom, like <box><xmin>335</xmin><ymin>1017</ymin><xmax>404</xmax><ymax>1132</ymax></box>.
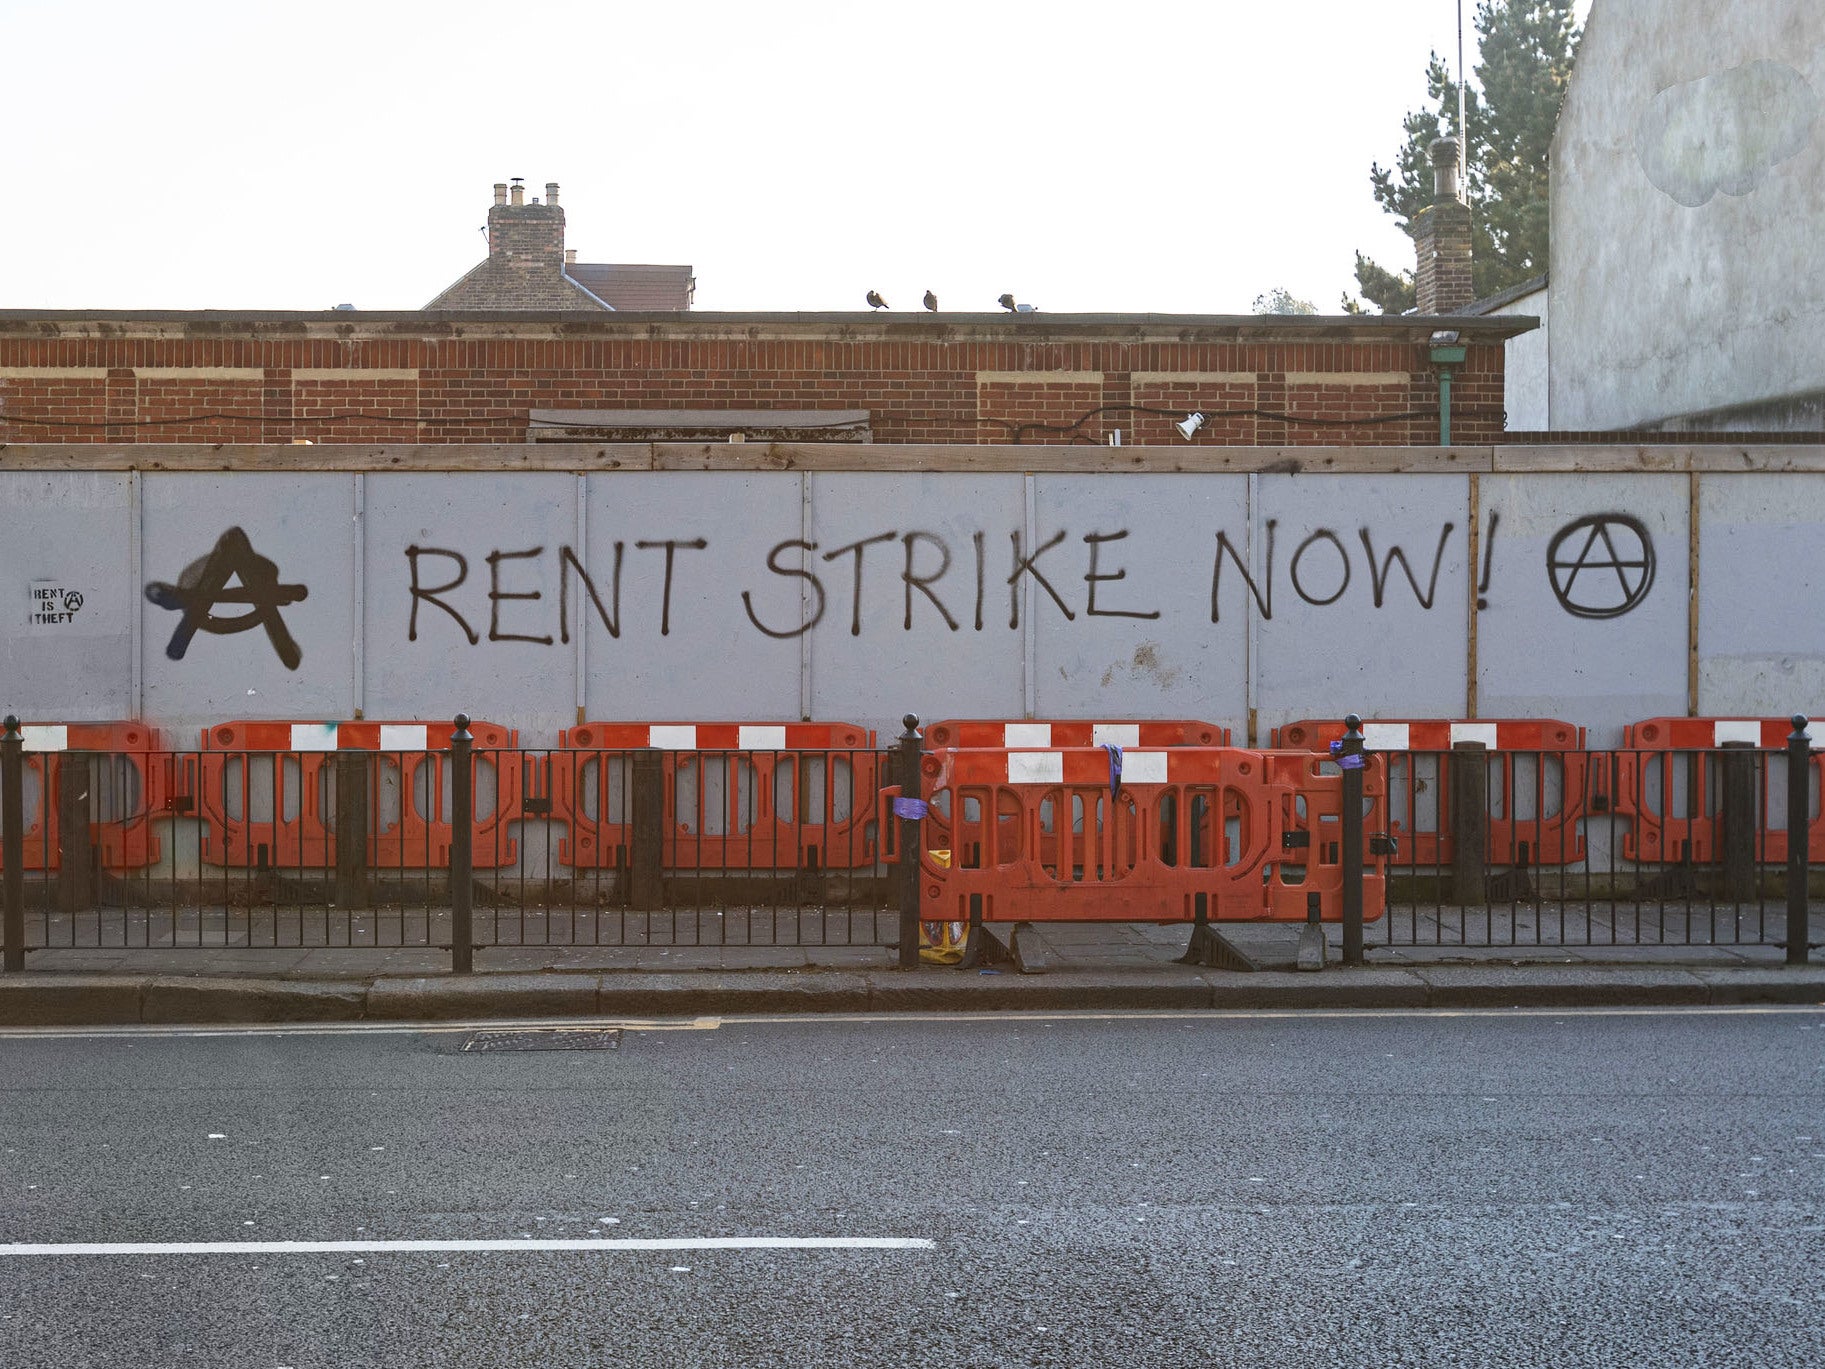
<box><xmin>892</xmin><ymin>796</ymin><xmax>929</xmax><ymax>820</ymax></box>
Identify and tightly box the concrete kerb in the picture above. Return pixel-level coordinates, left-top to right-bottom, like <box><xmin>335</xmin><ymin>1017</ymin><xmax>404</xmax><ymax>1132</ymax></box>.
<box><xmin>142</xmin><ymin>977</ymin><xmax>369</xmax><ymax>1024</ymax></box>
<box><xmin>1</xmin><ymin>963</ymin><xmax>1824</xmax><ymax>1025</ymax></box>
<box><xmin>1688</xmin><ymin>966</ymin><xmax>1825</xmax><ymax>1005</ymax></box>
<box><xmin>1416</xmin><ymin>965</ymin><xmax>1724</xmax><ymax>1008</ymax></box>
<box><xmin>0</xmin><ymin>975</ymin><xmax>150</xmax><ymax>1026</ymax></box>
<box><xmin>866</xmin><ymin>970</ymin><xmax>1214</xmax><ymax>1013</ymax></box>
<box><xmin>365</xmin><ymin>973</ymin><xmax>600</xmax><ymax>1021</ymax></box>
<box><xmin>595</xmin><ymin>972</ymin><xmax>872</xmax><ymax>1017</ymax></box>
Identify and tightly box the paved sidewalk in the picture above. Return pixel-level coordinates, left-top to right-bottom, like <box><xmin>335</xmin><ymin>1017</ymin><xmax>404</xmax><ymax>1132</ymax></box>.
<box><xmin>2</xmin><ymin>920</ymin><xmax>1822</xmax><ymax>1025</ymax></box>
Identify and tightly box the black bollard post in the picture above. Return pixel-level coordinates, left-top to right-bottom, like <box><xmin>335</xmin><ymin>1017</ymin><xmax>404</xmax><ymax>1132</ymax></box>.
<box><xmin>1449</xmin><ymin>740</ymin><xmax>1489</xmax><ymax>906</ymax></box>
<box><xmin>1719</xmin><ymin>740</ymin><xmax>1756</xmax><ymax>903</ymax></box>
<box><xmin>629</xmin><ymin>750</ymin><xmax>665</xmax><ymax>912</ymax></box>
<box><xmin>2</xmin><ymin>717</ymin><xmax>23</xmax><ymax>972</ymax></box>
<box><xmin>334</xmin><ymin>751</ymin><xmax>370</xmax><ymax>910</ymax></box>
<box><xmin>1340</xmin><ymin>714</ymin><xmax>1366</xmax><ymax>966</ymax></box>
<box><xmin>56</xmin><ymin>752</ymin><xmax>94</xmax><ymax>914</ymax></box>
<box><xmin>450</xmin><ymin>715</ymin><xmax>474</xmax><ymax>974</ymax></box>
<box><xmin>1787</xmin><ymin>716</ymin><xmax>1811</xmax><ymax>966</ymax></box>
<box><xmin>895</xmin><ymin>716</ymin><xmax>924</xmax><ymax>970</ymax></box>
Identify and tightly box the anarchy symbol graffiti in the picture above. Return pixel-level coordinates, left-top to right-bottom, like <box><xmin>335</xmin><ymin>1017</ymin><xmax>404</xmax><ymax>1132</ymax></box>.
<box><xmin>1546</xmin><ymin>513</ymin><xmax>1656</xmax><ymax>619</ymax></box>
<box><xmin>145</xmin><ymin>526</ymin><xmax>310</xmax><ymax>669</ymax></box>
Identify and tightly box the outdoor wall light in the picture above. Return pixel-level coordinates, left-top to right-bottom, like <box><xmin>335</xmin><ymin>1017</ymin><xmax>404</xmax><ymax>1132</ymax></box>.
<box><xmin>1175</xmin><ymin>412</ymin><xmax>1206</xmax><ymax>440</ymax></box>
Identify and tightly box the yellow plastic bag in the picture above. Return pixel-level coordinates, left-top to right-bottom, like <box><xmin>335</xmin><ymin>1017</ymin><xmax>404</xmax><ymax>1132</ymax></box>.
<box><xmin>918</xmin><ymin>849</ymin><xmax>966</xmax><ymax>964</ymax></box>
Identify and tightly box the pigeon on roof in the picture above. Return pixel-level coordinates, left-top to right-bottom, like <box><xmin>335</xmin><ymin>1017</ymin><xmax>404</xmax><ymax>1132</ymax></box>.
<box><xmin>923</xmin><ymin>290</ymin><xmax>937</xmax><ymax>312</ymax></box>
<box><xmin>997</xmin><ymin>293</ymin><xmax>1017</xmax><ymax>312</ymax></box>
<box><xmin>866</xmin><ymin>290</ymin><xmax>888</xmax><ymax>309</ymax></box>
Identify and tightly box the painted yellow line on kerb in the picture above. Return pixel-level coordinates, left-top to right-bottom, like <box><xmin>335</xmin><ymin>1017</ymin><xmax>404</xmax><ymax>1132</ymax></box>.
<box><xmin>731</xmin><ymin>1006</ymin><xmax>1825</xmax><ymax>1024</ymax></box>
<box><xmin>0</xmin><ymin>1017</ymin><xmax>723</xmax><ymax>1041</ymax></box>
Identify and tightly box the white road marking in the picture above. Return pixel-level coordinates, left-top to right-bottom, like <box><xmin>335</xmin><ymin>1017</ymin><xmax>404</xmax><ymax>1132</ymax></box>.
<box><xmin>0</xmin><ymin>1237</ymin><xmax>934</xmax><ymax>1257</ymax></box>
<box><xmin>0</xmin><ymin>1005</ymin><xmax>1818</xmax><ymax>1042</ymax></box>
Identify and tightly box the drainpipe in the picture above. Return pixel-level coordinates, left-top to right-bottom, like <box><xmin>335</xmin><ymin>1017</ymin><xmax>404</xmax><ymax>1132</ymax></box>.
<box><xmin>1428</xmin><ymin>331</ymin><xmax>1467</xmax><ymax>445</ymax></box>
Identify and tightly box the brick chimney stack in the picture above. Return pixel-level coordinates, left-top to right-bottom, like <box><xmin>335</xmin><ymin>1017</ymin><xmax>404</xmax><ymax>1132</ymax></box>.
<box><xmin>487</xmin><ymin>177</ymin><xmax>566</xmax><ymax>275</ymax></box>
<box><xmin>424</xmin><ymin>177</ymin><xmax>611</xmax><ymax>310</ymax></box>
<box><xmin>1412</xmin><ymin>137</ymin><xmax>1474</xmax><ymax>314</ymax></box>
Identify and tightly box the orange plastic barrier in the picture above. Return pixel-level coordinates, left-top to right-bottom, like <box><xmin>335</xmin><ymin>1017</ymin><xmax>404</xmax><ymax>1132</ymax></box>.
<box><xmin>553</xmin><ymin>722</ymin><xmax>882</xmax><ymax>871</ymax></box>
<box><xmin>1615</xmin><ymin>716</ymin><xmax>1819</xmax><ymax>864</ymax></box>
<box><xmin>1258</xmin><ymin>750</ymin><xmax>1393</xmax><ymax>920</ymax></box>
<box><xmin>0</xmin><ymin>722</ymin><xmax>164</xmax><ymax>872</ymax></box>
<box><xmin>1275</xmin><ymin>717</ymin><xmax>1588</xmax><ymax>866</ymax></box>
<box><xmin>888</xmin><ymin>745</ymin><xmax>1386</xmax><ymax>926</ymax></box>
<box><xmin>196</xmin><ymin>719</ymin><xmax>520</xmax><ymax>869</ymax></box>
<box><xmin>923</xmin><ymin>719</ymin><xmax>1229</xmax><ymax>748</ymax></box>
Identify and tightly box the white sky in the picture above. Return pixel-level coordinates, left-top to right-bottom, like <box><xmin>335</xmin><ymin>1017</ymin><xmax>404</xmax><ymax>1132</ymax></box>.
<box><xmin>0</xmin><ymin>0</ymin><xmax>1592</xmax><ymax>315</ymax></box>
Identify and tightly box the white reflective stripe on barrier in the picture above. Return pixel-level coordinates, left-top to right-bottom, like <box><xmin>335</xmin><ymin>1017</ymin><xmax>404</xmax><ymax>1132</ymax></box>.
<box><xmin>1007</xmin><ymin>751</ymin><xmax>1063</xmax><ymax>784</ymax></box>
<box><xmin>1004</xmin><ymin>723</ymin><xmax>1051</xmax><ymax>748</ymax></box>
<box><xmin>380</xmin><ymin>724</ymin><xmax>429</xmax><ymax>751</ymax></box>
<box><xmin>1450</xmin><ymin>722</ymin><xmax>1499</xmax><ymax>748</ymax></box>
<box><xmin>738</xmin><ymin>725</ymin><xmax>787</xmax><ymax>750</ymax></box>
<box><xmin>1714</xmin><ymin>720</ymin><xmax>1760</xmax><ymax>746</ymax></box>
<box><xmin>648</xmin><ymin>726</ymin><xmax>698</xmax><ymax>749</ymax></box>
<box><xmin>291</xmin><ymin>724</ymin><xmax>339</xmax><ymax>751</ymax></box>
<box><xmin>21</xmin><ymin>725</ymin><xmax>68</xmax><ymax>753</ymax></box>
<box><xmin>1363</xmin><ymin>723</ymin><xmax>1410</xmax><ymax>751</ymax></box>
<box><xmin>1122</xmin><ymin>751</ymin><xmax>1168</xmax><ymax>784</ymax></box>
<box><xmin>1092</xmin><ymin>723</ymin><xmax>1140</xmax><ymax>747</ymax></box>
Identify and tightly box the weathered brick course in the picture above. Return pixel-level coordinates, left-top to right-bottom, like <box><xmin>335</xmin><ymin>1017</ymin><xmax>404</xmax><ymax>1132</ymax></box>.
<box><xmin>0</xmin><ymin>314</ymin><xmax>1521</xmax><ymax>445</ymax></box>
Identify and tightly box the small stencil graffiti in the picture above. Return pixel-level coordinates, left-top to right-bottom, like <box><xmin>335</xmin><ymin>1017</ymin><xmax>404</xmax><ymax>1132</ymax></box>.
<box><xmin>1546</xmin><ymin>513</ymin><xmax>1656</xmax><ymax>620</ymax></box>
<box><xmin>145</xmin><ymin>527</ymin><xmax>309</xmax><ymax>669</ymax></box>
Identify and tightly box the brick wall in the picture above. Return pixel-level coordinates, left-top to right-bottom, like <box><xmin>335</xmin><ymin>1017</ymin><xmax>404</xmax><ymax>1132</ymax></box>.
<box><xmin>0</xmin><ymin>315</ymin><xmax>1518</xmax><ymax>445</ymax></box>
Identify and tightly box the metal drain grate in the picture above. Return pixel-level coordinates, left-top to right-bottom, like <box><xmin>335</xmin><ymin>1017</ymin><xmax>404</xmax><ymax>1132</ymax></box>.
<box><xmin>459</xmin><ymin>1028</ymin><xmax>623</xmax><ymax>1052</ymax></box>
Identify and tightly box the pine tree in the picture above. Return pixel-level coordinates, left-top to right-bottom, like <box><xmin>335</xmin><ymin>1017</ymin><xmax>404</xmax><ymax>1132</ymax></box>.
<box><xmin>1252</xmin><ymin>288</ymin><xmax>1318</xmax><ymax>315</ymax></box>
<box><xmin>1346</xmin><ymin>1</ymin><xmax>1580</xmax><ymax>314</ymax></box>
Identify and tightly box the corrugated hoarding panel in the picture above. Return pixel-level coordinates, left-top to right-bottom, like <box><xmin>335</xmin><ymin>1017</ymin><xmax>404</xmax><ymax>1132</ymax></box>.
<box><xmin>0</xmin><ymin>472</ymin><xmax>133</xmax><ymax>720</ymax></box>
<box><xmin>140</xmin><ymin>473</ymin><xmax>356</xmax><ymax>733</ymax></box>
<box><xmin>1031</xmin><ymin>473</ymin><xmax>1249</xmax><ymax>730</ymax></box>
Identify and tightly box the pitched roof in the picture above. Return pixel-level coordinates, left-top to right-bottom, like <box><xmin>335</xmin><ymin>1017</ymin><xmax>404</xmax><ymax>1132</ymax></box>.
<box><xmin>564</xmin><ymin>263</ymin><xmax>695</xmax><ymax>311</ymax></box>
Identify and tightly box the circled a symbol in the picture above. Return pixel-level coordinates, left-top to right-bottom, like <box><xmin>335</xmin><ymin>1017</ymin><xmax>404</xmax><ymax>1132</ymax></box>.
<box><xmin>1546</xmin><ymin>513</ymin><xmax>1656</xmax><ymax>619</ymax></box>
<box><xmin>61</xmin><ymin>591</ymin><xmax>84</xmax><ymax>613</ymax></box>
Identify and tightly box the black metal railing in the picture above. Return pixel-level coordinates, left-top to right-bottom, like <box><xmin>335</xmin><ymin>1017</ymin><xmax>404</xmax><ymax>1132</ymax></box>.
<box><xmin>1333</xmin><ymin>714</ymin><xmax>1817</xmax><ymax>962</ymax></box>
<box><xmin>2</xmin><ymin>712</ymin><xmax>1816</xmax><ymax>973</ymax></box>
<box><xmin>0</xmin><ymin>714</ymin><xmax>902</xmax><ymax>971</ymax></box>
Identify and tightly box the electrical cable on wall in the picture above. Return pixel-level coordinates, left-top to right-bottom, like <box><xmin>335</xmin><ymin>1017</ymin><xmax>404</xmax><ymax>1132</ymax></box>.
<box><xmin>976</xmin><ymin>402</ymin><xmax>1506</xmax><ymax>444</ymax></box>
<box><xmin>0</xmin><ymin>400</ymin><xmax>1506</xmax><ymax>441</ymax></box>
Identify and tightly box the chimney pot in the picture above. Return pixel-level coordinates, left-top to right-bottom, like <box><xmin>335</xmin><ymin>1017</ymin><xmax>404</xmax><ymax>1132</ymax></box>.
<box><xmin>546</xmin><ymin>182</ymin><xmax>560</xmax><ymax>206</ymax></box>
<box><xmin>510</xmin><ymin>180</ymin><xmax>525</xmax><ymax>206</ymax></box>
<box><xmin>1412</xmin><ymin>139</ymin><xmax>1474</xmax><ymax>314</ymax></box>
<box><xmin>1430</xmin><ymin>137</ymin><xmax>1464</xmax><ymax>204</ymax></box>
<box><xmin>493</xmin><ymin>182</ymin><xmax>508</xmax><ymax>206</ymax></box>
<box><xmin>565</xmin><ymin>249</ymin><xmax>577</xmax><ymax>265</ymax></box>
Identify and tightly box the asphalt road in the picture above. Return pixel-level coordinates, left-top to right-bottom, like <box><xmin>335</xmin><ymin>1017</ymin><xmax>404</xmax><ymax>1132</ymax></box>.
<box><xmin>1</xmin><ymin>1007</ymin><xmax>1822</xmax><ymax>1368</ymax></box>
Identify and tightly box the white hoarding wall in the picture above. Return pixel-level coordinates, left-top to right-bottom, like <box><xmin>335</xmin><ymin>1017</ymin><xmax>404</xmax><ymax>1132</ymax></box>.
<box><xmin>0</xmin><ymin>468</ymin><xmax>1815</xmax><ymax>745</ymax></box>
